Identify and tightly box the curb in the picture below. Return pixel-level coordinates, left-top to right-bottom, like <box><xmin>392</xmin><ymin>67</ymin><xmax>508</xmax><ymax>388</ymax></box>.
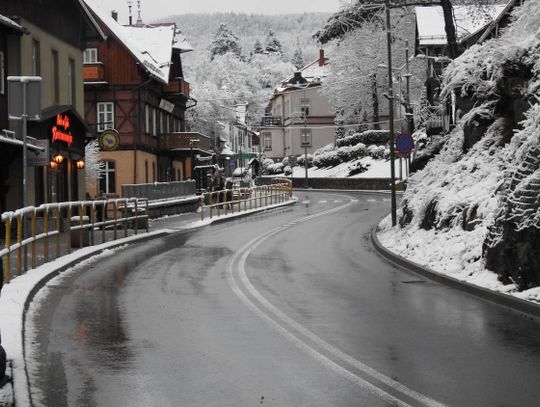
<box><xmin>370</xmin><ymin>224</ymin><xmax>540</xmax><ymax>319</ymax></box>
<box><xmin>208</xmin><ymin>198</ymin><xmax>297</xmax><ymax>225</ymax></box>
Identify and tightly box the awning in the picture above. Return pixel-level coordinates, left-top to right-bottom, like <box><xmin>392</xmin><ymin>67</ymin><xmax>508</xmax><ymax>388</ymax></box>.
<box><xmin>0</xmin><ymin>134</ymin><xmax>45</xmax><ymax>152</ymax></box>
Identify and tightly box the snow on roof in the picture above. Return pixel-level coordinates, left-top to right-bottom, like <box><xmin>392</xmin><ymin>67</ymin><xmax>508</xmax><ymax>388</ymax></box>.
<box><xmin>83</xmin><ymin>0</ymin><xmax>190</xmax><ymax>83</ymax></box>
<box><xmin>416</xmin><ymin>5</ymin><xmax>507</xmax><ymax>46</ymax></box>
<box><xmin>276</xmin><ymin>53</ymin><xmax>329</xmax><ymax>94</ymax></box>
<box><xmin>0</xmin><ymin>13</ymin><xmax>24</xmax><ymax>32</ymax></box>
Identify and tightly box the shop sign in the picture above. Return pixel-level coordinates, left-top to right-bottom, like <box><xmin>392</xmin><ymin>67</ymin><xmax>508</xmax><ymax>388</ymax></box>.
<box><xmin>51</xmin><ymin>114</ymin><xmax>73</xmax><ymax>146</ymax></box>
<box><xmin>159</xmin><ymin>99</ymin><xmax>175</xmax><ymax>113</ymax></box>
<box><xmin>28</xmin><ymin>139</ymin><xmax>50</xmax><ymax>166</ymax></box>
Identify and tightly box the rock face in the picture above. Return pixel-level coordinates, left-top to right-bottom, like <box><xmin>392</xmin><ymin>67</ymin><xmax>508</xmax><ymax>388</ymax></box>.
<box><xmin>396</xmin><ymin>1</ymin><xmax>540</xmax><ymax>291</ymax></box>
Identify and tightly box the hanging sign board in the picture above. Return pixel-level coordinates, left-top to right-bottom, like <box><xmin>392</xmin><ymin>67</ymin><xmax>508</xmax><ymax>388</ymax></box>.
<box><xmin>27</xmin><ymin>139</ymin><xmax>49</xmax><ymax>166</ymax></box>
<box><xmin>7</xmin><ymin>76</ymin><xmax>42</xmax><ymax>121</ymax></box>
<box><xmin>159</xmin><ymin>99</ymin><xmax>175</xmax><ymax>114</ymax></box>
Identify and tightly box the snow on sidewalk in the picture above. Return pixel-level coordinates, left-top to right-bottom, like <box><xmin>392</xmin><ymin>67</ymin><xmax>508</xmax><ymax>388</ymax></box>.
<box><xmin>377</xmin><ymin>215</ymin><xmax>540</xmax><ymax>304</ymax></box>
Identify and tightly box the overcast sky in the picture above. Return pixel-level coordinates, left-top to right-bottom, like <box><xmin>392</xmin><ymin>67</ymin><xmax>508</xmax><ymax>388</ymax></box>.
<box><xmin>90</xmin><ymin>0</ymin><xmax>344</xmax><ymax>24</ymax></box>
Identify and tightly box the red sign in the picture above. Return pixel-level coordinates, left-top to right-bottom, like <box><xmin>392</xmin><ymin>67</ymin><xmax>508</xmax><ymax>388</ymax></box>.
<box><xmin>395</xmin><ymin>132</ymin><xmax>414</xmax><ymax>156</ymax></box>
<box><xmin>51</xmin><ymin>114</ymin><xmax>73</xmax><ymax>146</ymax></box>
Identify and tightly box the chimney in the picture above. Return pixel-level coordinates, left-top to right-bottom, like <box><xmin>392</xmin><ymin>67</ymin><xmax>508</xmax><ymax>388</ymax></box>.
<box><xmin>111</xmin><ymin>10</ymin><xmax>118</xmax><ymax>22</ymax></box>
<box><xmin>319</xmin><ymin>49</ymin><xmax>325</xmax><ymax>67</ymax></box>
<box><xmin>135</xmin><ymin>0</ymin><xmax>144</xmax><ymax>26</ymax></box>
<box><xmin>128</xmin><ymin>0</ymin><xmax>133</xmax><ymax>25</ymax></box>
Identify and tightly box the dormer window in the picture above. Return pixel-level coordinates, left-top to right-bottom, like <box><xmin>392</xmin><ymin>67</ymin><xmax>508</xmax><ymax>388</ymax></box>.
<box><xmin>83</xmin><ymin>48</ymin><xmax>98</xmax><ymax>64</ymax></box>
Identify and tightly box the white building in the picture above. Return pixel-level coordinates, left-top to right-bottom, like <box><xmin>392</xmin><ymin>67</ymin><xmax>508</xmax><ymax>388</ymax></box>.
<box><xmin>259</xmin><ymin>50</ymin><xmax>335</xmax><ymax>161</ymax></box>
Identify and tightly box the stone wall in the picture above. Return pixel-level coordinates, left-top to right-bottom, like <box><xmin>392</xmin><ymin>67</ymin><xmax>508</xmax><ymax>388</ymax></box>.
<box><xmin>122</xmin><ymin>180</ymin><xmax>196</xmax><ymax>200</ymax></box>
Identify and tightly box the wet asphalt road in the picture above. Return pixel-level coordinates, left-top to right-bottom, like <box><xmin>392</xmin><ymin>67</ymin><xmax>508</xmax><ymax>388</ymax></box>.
<box><xmin>26</xmin><ymin>191</ymin><xmax>540</xmax><ymax>407</ymax></box>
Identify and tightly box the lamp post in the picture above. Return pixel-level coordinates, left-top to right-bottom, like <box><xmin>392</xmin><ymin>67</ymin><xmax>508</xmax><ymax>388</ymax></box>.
<box><xmin>384</xmin><ymin>0</ymin><xmax>397</xmax><ymax>227</ymax></box>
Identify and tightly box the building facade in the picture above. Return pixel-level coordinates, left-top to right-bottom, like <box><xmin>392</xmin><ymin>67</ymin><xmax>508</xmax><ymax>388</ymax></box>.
<box><xmin>82</xmin><ymin>0</ymin><xmax>208</xmax><ymax>197</ymax></box>
<box><xmin>0</xmin><ymin>0</ymin><xmax>102</xmax><ymax>211</ymax></box>
<box><xmin>259</xmin><ymin>50</ymin><xmax>335</xmax><ymax>161</ymax></box>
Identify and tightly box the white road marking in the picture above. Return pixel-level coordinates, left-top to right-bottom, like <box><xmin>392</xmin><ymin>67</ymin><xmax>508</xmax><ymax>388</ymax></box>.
<box><xmin>383</xmin><ymin>198</ymin><xmax>391</xmax><ymax>202</ymax></box>
<box><xmin>302</xmin><ymin>200</ymin><xmax>311</xmax><ymax>204</ymax></box>
<box><xmin>334</xmin><ymin>200</ymin><xmax>343</xmax><ymax>203</ymax></box>
<box><xmin>367</xmin><ymin>199</ymin><xmax>377</xmax><ymax>202</ymax></box>
<box><xmin>318</xmin><ymin>200</ymin><xmax>328</xmax><ymax>203</ymax></box>
<box><xmin>226</xmin><ymin>196</ymin><xmax>448</xmax><ymax>407</ymax></box>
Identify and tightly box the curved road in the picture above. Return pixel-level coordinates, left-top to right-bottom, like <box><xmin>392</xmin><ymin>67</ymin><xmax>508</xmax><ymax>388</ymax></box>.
<box><xmin>26</xmin><ymin>191</ymin><xmax>540</xmax><ymax>407</ymax></box>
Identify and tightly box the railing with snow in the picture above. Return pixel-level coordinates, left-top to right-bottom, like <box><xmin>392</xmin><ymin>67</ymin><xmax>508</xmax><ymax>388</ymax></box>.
<box><xmin>199</xmin><ymin>179</ymin><xmax>293</xmax><ymax>221</ymax></box>
<box><xmin>1</xmin><ymin>198</ymin><xmax>149</xmax><ymax>284</ymax></box>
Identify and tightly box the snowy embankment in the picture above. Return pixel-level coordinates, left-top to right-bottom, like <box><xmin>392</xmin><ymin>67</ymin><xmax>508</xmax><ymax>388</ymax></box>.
<box><xmin>291</xmin><ymin>156</ymin><xmax>400</xmax><ymax>178</ymax></box>
<box><xmin>377</xmin><ymin>216</ymin><xmax>540</xmax><ymax>303</ymax></box>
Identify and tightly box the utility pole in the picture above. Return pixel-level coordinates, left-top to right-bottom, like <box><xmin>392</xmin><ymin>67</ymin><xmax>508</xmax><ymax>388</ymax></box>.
<box><xmin>385</xmin><ymin>0</ymin><xmax>397</xmax><ymax>226</ymax></box>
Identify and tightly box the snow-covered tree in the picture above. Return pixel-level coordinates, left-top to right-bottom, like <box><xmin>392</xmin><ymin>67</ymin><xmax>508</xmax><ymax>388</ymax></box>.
<box><xmin>253</xmin><ymin>39</ymin><xmax>264</xmax><ymax>55</ymax></box>
<box><xmin>265</xmin><ymin>30</ymin><xmax>283</xmax><ymax>57</ymax></box>
<box><xmin>291</xmin><ymin>44</ymin><xmax>304</xmax><ymax>70</ymax></box>
<box><xmin>85</xmin><ymin>140</ymin><xmax>103</xmax><ymax>195</ymax></box>
<box><xmin>209</xmin><ymin>23</ymin><xmax>242</xmax><ymax>61</ymax></box>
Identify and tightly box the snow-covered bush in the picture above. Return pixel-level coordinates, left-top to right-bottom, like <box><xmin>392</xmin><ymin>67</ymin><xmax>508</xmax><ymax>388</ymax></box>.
<box><xmin>267</xmin><ymin>162</ymin><xmax>284</xmax><ymax>174</ymax></box>
<box><xmin>297</xmin><ymin>154</ymin><xmax>314</xmax><ymax>167</ymax></box>
<box><xmin>367</xmin><ymin>145</ymin><xmax>387</xmax><ymax>159</ymax></box>
<box><xmin>348</xmin><ymin>161</ymin><xmax>370</xmax><ymax>176</ymax></box>
<box><xmin>337</xmin><ymin>143</ymin><xmax>366</xmax><ymax>161</ymax></box>
<box><xmin>282</xmin><ymin>156</ymin><xmax>289</xmax><ymax>167</ymax></box>
<box><xmin>313</xmin><ymin>143</ymin><xmax>336</xmax><ymax>156</ymax></box>
<box><xmin>283</xmin><ymin>165</ymin><xmax>292</xmax><ymax>176</ymax></box>
<box><xmin>336</xmin><ymin>130</ymin><xmax>389</xmax><ymax>147</ymax></box>
<box><xmin>262</xmin><ymin>158</ymin><xmax>275</xmax><ymax>175</ymax></box>
<box><xmin>313</xmin><ymin>150</ymin><xmax>340</xmax><ymax>168</ymax></box>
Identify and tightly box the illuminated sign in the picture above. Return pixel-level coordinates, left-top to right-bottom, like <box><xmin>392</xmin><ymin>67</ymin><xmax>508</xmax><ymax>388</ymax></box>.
<box><xmin>51</xmin><ymin>114</ymin><xmax>73</xmax><ymax>146</ymax></box>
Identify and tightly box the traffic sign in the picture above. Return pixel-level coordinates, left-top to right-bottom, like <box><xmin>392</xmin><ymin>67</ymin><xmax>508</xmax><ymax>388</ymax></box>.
<box><xmin>395</xmin><ymin>132</ymin><xmax>414</xmax><ymax>156</ymax></box>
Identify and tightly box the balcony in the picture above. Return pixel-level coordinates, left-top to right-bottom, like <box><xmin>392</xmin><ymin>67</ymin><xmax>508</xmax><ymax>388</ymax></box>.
<box><xmin>163</xmin><ymin>78</ymin><xmax>190</xmax><ymax>98</ymax></box>
<box><xmin>83</xmin><ymin>63</ymin><xmax>105</xmax><ymax>82</ymax></box>
<box><xmin>160</xmin><ymin>132</ymin><xmax>211</xmax><ymax>152</ymax></box>
<box><xmin>260</xmin><ymin>116</ymin><xmax>282</xmax><ymax>127</ymax></box>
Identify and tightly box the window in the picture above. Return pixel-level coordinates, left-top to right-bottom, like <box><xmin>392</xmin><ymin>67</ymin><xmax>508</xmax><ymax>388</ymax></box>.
<box><xmin>52</xmin><ymin>49</ymin><xmax>59</xmax><ymax>104</ymax></box>
<box><xmin>68</xmin><ymin>58</ymin><xmax>76</xmax><ymax>105</ymax></box>
<box><xmin>97</xmin><ymin>102</ymin><xmax>114</xmax><ymax>131</ymax></box>
<box><xmin>263</xmin><ymin>132</ymin><xmax>272</xmax><ymax>150</ymax></box>
<box><xmin>32</xmin><ymin>39</ymin><xmax>41</xmax><ymax>76</ymax></box>
<box><xmin>0</xmin><ymin>52</ymin><xmax>4</xmax><ymax>95</ymax></box>
<box><xmin>145</xmin><ymin>105</ymin><xmax>150</xmax><ymax>134</ymax></box>
<box><xmin>99</xmin><ymin>160</ymin><xmax>116</xmax><ymax>194</ymax></box>
<box><xmin>152</xmin><ymin>108</ymin><xmax>157</xmax><ymax>136</ymax></box>
<box><xmin>300</xmin><ymin>98</ymin><xmax>310</xmax><ymax>117</ymax></box>
<box><xmin>300</xmin><ymin>128</ymin><xmax>312</xmax><ymax>146</ymax></box>
<box><xmin>83</xmin><ymin>48</ymin><xmax>98</xmax><ymax>63</ymax></box>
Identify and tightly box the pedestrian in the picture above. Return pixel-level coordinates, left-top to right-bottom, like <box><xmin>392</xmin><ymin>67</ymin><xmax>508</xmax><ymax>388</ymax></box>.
<box><xmin>211</xmin><ymin>165</ymin><xmax>225</xmax><ymax>204</ymax></box>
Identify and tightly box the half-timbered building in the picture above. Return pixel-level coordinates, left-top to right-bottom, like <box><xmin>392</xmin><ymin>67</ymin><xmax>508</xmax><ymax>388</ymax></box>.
<box><xmin>82</xmin><ymin>0</ymin><xmax>208</xmax><ymax>197</ymax></box>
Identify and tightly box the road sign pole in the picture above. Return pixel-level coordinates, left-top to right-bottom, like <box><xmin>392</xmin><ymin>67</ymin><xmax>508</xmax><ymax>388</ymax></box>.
<box><xmin>22</xmin><ymin>80</ymin><xmax>28</xmax><ymax>270</ymax></box>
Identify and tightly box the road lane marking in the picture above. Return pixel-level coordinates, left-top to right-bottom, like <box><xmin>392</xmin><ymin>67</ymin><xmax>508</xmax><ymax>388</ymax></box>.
<box><xmin>226</xmin><ymin>196</ymin><xmax>448</xmax><ymax>407</ymax></box>
<box><xmin>383</xmin><ymin>198</ymin><xmax>391</xmax><ymax>202</ymax></box>
<box><xmin>367</xmin><ymin>199</ymin><xmax>377</xmax><ymax>202</ymax></box>
<box><xmin>318</xmin><ymin>200</ymin><xmax>328</xmax><ymax>203</ymax></box>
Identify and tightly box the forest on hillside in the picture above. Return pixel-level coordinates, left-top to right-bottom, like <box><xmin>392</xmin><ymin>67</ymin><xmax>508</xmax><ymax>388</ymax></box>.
<box><xmin>157</xmin><ymin>13</ymin><xmax>331</xmax><ymax>136</ymax></box>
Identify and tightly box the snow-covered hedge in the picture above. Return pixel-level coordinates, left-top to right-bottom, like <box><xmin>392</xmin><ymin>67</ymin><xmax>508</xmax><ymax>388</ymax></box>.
<box><xmin>313</xmin><ymin>150</ymin><xmax>341</xmax><ymax>168</ymax></box>
<box><xmin>337</xmin><ymin>143</ymin><xmax>366</xmax><ymax>161</ymax></box>
<box><xmin>267</xmin><ymin>162</ymin><xmax>284</xmax><ymax>174</ymax></box>
<box><xmin>336</xmin><ymin>130</ymin><xmax>389</xmax><ymax>147</ymax></box>
<box><xmin>297</xmin><ymin>154</ymin><xmax>314</xmax><ymax>167</ymax></box>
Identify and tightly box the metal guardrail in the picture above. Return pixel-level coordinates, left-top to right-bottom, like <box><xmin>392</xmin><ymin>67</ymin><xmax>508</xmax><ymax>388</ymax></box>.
<box><xmin>200</xmin><ymin>180</ymin><xmax>293</xmax><ymax>221</ymax></box>
<box><xmin>1</xmin><ymin>198</ymin><xmax>149</xmax><ymax>284</ymax></box>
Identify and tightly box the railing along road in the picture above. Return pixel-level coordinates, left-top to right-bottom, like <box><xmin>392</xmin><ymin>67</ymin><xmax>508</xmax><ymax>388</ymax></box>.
<box><xmin>1</xmin><ymin>198</ymin><xmax>149</xmax><ymax>284</ymax></box>
<box><xmin>200</xmin><ymin>180</ymin><xmax>293</xmax><ymax>221</ymax></box>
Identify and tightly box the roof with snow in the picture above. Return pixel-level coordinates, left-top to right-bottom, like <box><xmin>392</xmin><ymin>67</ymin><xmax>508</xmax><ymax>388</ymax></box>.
<box><xmin>82</xmin><ymin>0</ymin><xmax>192</xmax><ymax>84</ymax></box>
<box><xmin>0</xmin><ymin>13</ymin><xmax>24</xmax><ymax>33</ymax></box>
<box><xmin>275</xmin><ymin>51</ymin><xmax>329</xmax><ymax>94</ymax></box>
<box><xmin>416</xmin><ymin>4</ymin><xmax>507</xmax><ymax>46</ymax></box>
